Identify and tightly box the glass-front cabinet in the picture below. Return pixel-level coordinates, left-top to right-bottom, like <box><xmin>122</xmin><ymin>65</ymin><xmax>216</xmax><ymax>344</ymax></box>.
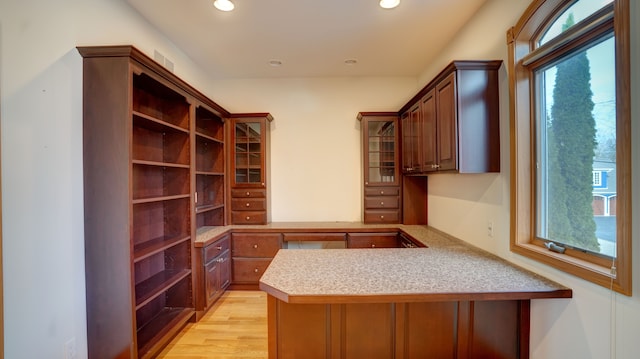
<box><xmin>358</xmin><ymin>112</ymin><xmax>401</xmax><ymax>224</ymax></box>
<box><xmin>229</xmin><ymin>114</ymin><xmax>273</xmax><ymax>224</ymax></box>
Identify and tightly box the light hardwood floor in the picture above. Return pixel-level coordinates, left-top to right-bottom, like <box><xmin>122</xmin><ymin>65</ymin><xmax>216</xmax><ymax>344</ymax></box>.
<box><xmin>158</xmin><ymin>291</ymin><xmax>268</xmax><ymax>359</ymax></box>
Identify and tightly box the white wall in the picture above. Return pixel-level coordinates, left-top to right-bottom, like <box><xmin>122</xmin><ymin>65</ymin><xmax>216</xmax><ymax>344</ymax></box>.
<box><xmin>420</xmin><ymin>0</ymin><xmax>640</xmax><ymax>358</ymax></box>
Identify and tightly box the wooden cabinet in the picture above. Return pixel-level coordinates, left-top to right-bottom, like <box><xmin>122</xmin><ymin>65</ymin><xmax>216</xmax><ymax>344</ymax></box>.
<box><xmin>230</xmin><ymin>233</ymin><xmax>282</xmax><ymax>288</ymax></box>
<box><xmin>400</xmin><ymin>104</ymin><xmax>422</xmax><ymax>173</ymax></box>
<box><xmin>203</xmin><ymin>235</ymin><xmax>231</xmax><ymax>308</ymax></box>
<box><xmin>400</xmin><ymin>60</ymin><xmax>502</xmax><ymax>174</ymax></box>
<box><xmin>229</xmin><ymin>115</ymin><xmax>273</xmax><ymax>224</ymax></box>
<box><xmin>358</xmin><ymin>113</ymin><xmax>402</xmax><ymax>224</ymax></box>
<box><xmin>80</xmin><ymin>45</ymin><xmax>230</xmax><ymax>359</ymax></box>
<box><xmin>347</xmin><ymin>232</ymin><xmax>399</xmax><ymax>248</ymax></box>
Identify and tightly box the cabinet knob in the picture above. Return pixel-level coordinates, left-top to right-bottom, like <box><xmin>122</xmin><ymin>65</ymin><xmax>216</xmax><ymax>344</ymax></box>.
<box><xmin>380</xmin><ymin>215</ymin><xmax>385</xmax><ymax>219</ymax></box>
<box><xmin>246</xmin><ymin>216</ymin><xmax>250</xmax><ymax>220</ymax></box>
<box><xmin>380</xmin><ymin>202</ymin><xmax>384</xmax><ymax>206</ymax></box>
<box><xmin>380</xmin><ymin>191</ymin><xmax>384</xmax><ymax>195</ymax></box>
<box><xmin>246</xmin><ymin>192</ymin><xmax>251</xmax><ymax>196</ymax></box>
<box><xmin>254</xmin><ymin>268</ymin><xmax>259</xmax><ymax>273</ymax></box>
<box><xmin>365</xmin><ymin>182</ymin><xmax>369</xmax><ymax>185</ymax></box>
<box><xmin>261</xmin><ymin>183</ymin><xmax>265</xmax><ymax>187</ymax></box>
<box><xmin>371</xmin><ymin>244</ymin><xmax>376</xmax><ymax>248</ymax></box>
<box><xmin>216</xmin><ymin>246</ymin><xmax>222</xmax><ymax>250</ymax></box>
<box><xmin>253</xmin><ymin>244</ymin><xmax>258</xmax><ymax>249</ymax></box>
<box><xmin>246</xmin><ymin>203</ymin><xmax>250</xmax><ymax>207</ymax></box>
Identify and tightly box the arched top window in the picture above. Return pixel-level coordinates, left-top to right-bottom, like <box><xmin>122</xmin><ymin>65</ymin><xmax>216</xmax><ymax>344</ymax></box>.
<box><xmin>538</xmin><ymin>0</ymin><xmax>613</xmax><ymax>46</ymax></box>
<box><xmin>507</xmin><ymin>0</ymin><xmax>631</xmax><ymax>295</ymax></box>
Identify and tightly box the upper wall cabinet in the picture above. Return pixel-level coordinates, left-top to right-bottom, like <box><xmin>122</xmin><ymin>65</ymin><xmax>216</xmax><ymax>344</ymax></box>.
<box><xmin>400</xmin><ymin>61</ymin><xmax>502</xmax><ymax>174</ymax></box>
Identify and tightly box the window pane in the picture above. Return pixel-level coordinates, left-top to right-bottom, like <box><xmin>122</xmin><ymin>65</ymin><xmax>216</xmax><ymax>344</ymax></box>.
<box><xmin>535</xmin><ymin>35</ymin><xmax>615</xmax><ymax>257</ymax></box>
<box><xmin>538</xmin><ymin>0</ymin><xmax>613</xmax><ymax>46</ymax></box>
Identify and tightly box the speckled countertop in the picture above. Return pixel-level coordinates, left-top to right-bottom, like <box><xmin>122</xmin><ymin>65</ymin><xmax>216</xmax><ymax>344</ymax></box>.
<box><xmin>196</xmin><ymin>222</ymin><xmax>572</xmax><ymax>303</ymax></box>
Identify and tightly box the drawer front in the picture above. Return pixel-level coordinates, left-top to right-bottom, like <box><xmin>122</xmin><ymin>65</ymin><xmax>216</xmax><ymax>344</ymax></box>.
<box><xmin>231</xmin><ymin>210</ymin><xmax>267</xmax><ymax>224</ymax></box>
<box><xmin>347</xmin><ymin>233</ymin><xmax>399</xmax><ymax>248</ymax></box>
<box><xmin>231</xmin><ymin>188</ymin><xmax>266</xmax><ymax>198</ymax></box>
<box><xmin>363</xmin><ymin>210</ymin><xmax>400</xmax><ymax>224</ymax></box>
<box><xmin>282</xmin><ymin>233</ymin><xmax>347</xmax><ymax>242</ymax></box>
<box><xmin>231</xmin><ymin>198</ymin><xmax>267</xmax><ymax>211</ymax></box>
<box><xmin>232</xmin><ymin>258</ymin><xmax>272</xmax><ymax>283</ymax></box>
<box><xmin>365</xmin><ymin>196</ymin><xmax>399</xmax><ymax>209</ymax></box>
<box><xmin>364</xmin><ymin>187</ymin><xmax>399</xmax><ymax>197</ymax></box>
<box><xmin>232</xmin><ymin>233</ymin><xmax>282</xmax><ymax>257</ymax></box>
<box><xmin>204</xmin><ymin>235</ymin><xmax>230</xmax><ymax>263</ymax></box>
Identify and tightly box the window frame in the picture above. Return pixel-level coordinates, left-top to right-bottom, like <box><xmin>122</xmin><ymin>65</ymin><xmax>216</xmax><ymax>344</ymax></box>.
<box><xmin>507</xmin><ymin>0</ymin><xmax>631</xmax><ymax>295</ymax></box>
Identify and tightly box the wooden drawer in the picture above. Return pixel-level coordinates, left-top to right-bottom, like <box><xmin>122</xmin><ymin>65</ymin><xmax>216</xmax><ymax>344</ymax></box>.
<box><xmin>203</xmin><ymin>235</ymin><xmax>230</xmax><ymax>263</ymax></box>
<box><xmin>232</xmin><ymin>258</ymin><xmax>272</xmax><ymax>283</ymax></box>
<box><xmin>282</xmin><ymin>233</ymin><xmax>346</xmax><ymax>242</ymax></box>
<box><xmin>364</xmin><ymin>187</ymin><xmax>399</xmax><ymax>197</ymax></box>
<box><xmin>231</xmin><ymin>188</ymin><xmax>266</xmax><ymax>198</ymax></box>
<box><xmin>365</xmin><ymin>196</ymin><xmax>399</xmax><ymax>209</ymax></box>
<box><xmin>231</xmin><ymin>198</ymin><xmax>266</xmax><ymax>211</ymax></box>
<box><xmin>347</xmin><ymin>233</ymin><xmax>399</xmax><ymax>248</ymax></box>
<box><xmin>231</xmin><ymin>210</ymin><xmax>267</xmax><ymax>224</ymax></box>
<box><xmin>364</xmin><ymin>210</ymin><xmax>400</xmax><ymax>224</ymax></box>
<box><xmin>232</xmin><ymin>233</ymin><xmax>282</xmax><ymax>257</ymax></box>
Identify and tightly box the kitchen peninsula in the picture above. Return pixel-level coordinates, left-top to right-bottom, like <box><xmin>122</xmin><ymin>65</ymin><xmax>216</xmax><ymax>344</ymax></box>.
<box><xmin>196</xmin><ymin>223</ymin><xmax>572</xmax><ymax>359</ymax></box>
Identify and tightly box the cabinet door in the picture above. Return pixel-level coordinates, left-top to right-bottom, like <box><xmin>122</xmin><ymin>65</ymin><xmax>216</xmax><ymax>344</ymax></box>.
<box><xmin>435</xmin><ymin>72</ymin><xmax>458</xmax><ymax>171</ymax></box>
<box><xmin>401</xmin><ymin>104</ymin><xmax>421</xmax><ymax>173</ymax></box>
<box><xmin>205</xmin><ymin>258</ymin><xmax>221</xmax><ymax>307</ymax></box>
<box><xmin>363</xmin><ymin>117</ymin><xmax>399</xmax><ymax>186</ymax></box>
<box><xmin>232</xmin><ymin>119</ymin><xmax>265</xmax><ymax>187</ymax></box>
<box><xmin>420</xmin><ymin>89</ymin><xmax>438</xmax><ymax>172</ymax></box>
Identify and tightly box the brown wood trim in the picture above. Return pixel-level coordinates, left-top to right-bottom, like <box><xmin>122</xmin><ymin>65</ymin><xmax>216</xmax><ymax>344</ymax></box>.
<box><xmin>77</xmin><ymin>45</ymin><xmax>231</xmax><ymax>118</ymax></box>
<box><xmin>518</xmin><ymin>300</ymin><xmax>531</xmax><ymax>359</ymax></box>
<box><xmin>229</xmin><ymin>113</ymin><xmax>274</xmax><ymax>122</ymax></box>
<box><xmin>0</xmin><ymin>80</ymin><xmax>3</xmax><ymax>358</ymax></box>
<box><xmin>267</xmin><ymin>295</ymin><xmax>278</xmax><ymax>359</ymax></box>
<box><xmin>356</xmin><ymin>112</ymin><xmax>399</xmax><ymax>120</ymax></box>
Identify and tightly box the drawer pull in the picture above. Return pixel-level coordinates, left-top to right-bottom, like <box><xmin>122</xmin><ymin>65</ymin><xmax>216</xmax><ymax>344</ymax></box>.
<box><xmin>371</xmin><ymin>244</ymin><xmax>376</xmax><ymax>248</ymax></box>
<box><xmin>246</xmin><ymin>191</ymin><xmax>251</xmax><ymax>196</ymax></box>
<box><xmin>246</xmin><ymin>203</ymin><xmax>250</xmax><ymax>207</ymax></box>
<box><xmin>254</xmin><ymin>268</ymin><xmax>259</xmax><ymax>273</ymax></box>
<box><xmin>380</xmin><ymin>202</ymin><xmax>384</xmax><ymax>206</ymax></box>
<box><xmin>246</xmin><ymin>216</ymin><xmax>250</xmax><ymax>220</ymax></box>
<box><xmin>380</xmin><ymin>191</ymin><xmax>384</xmax><ymax>195</ymax></box>
<box><xmin>216</xmin><ymin>246</ymin><xmax>222</xmax><ymax>250</ymax></box>
<box><xmin>380</xmin><ymin>215</ymin><xmax>385</xmax><ymax>219</ymax></box>
<box><xmin>253</xmin><ymin>244</ymin><xmax>258</xmax><ymax>249</ymax></box>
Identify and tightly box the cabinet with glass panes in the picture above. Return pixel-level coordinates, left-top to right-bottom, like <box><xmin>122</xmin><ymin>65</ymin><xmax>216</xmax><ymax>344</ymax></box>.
<box><xmin>358</xmin><ymin>112</ymin><xmax>402</xmax><ymax>224</ymax></box>
<box><xmin>229</xmin><ymin>114</ymin><xmax>273</xmax><ymax>224</ymax></box>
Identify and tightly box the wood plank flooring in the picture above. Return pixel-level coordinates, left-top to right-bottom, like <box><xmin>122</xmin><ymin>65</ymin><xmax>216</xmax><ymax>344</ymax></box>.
<box><xmin>158</xmin><ymin>291</ymin><xmax>268</xmax><ymax>359</ymax></box>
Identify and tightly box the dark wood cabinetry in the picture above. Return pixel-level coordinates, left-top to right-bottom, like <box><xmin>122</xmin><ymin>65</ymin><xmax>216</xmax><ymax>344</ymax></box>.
<box><xmin>80</xmin><ymin>45</ymin><xmax>230</xmax><ymax>359</ymax></box>
<box><xmin>347</xmin><ymin>232</ymin><xmax>400</xmax><ymax>248</ymax></box>
<box><xmin>230</xmin><ymin>233</ymin><xmax>282</xmax><ymax>288</ymax></box>
<box><xmin>203</xmin><ymin>235</ymin><xmax>231</xmax><ymax>308</ymax></box>
<box><xmin>229</xmin><ymin>115</ymin><xmax>273</xmax><ymax>224</ymax></box>
<box><xmin>358</xmin><ymin>113</ymin><xmax>402</xmax><ymax>224</ymax></box>
<box><xmin>400</xmin><ymin>60</ymin><xmax>502</xmax><ymax>174</ymax></box>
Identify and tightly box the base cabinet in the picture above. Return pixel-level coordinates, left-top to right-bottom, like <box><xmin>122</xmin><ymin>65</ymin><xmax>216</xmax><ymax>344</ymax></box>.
<box><xmin>203</xmin><ymin>235</ymin><xmax>231</xmax><ymax>308</ymax></box>
<box><xmin>230</xmin><ymin>233</ymin><xmax>283</xmax><ymax>289</ymax></box>
<box><xmin>268</xmin><ymin>296</ymin><xmax>530</xmax><ymax>359</ymax></box>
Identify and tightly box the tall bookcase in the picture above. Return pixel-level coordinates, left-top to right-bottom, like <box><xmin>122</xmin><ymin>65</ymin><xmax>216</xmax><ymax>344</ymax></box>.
<box><xmin>79</xmin><ymin>45</ymin><xmax>229</xmax><ymax>359</ymax></box>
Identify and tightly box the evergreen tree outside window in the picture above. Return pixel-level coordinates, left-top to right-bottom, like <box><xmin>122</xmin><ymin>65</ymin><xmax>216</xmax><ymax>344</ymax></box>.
<box><xmin>507</xmin><ymin>0</ymin><xmax>631</xmax><ymax>294</ymax></box>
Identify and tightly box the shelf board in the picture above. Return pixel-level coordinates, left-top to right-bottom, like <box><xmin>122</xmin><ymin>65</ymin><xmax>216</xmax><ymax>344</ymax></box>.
<box><xmin>132</xmin><ymin>194</ymin><xmax>190</xmax><ymax>205</ymax></box>
<box><xmin>133</xmin><ymin>110</ymin><xmax>189</xmax><ymax>134</ymax></box>
<box><xmin>132</xmin><ymin>159</ymin><xmax>190</xmax><ymax>169</ymax></box>
<box><xmin>133</xmin><ymin>235</ymin><xmax>191</xmax><ymax>263</ymax></box>
<box><xmin>135</xmin><ymin>269</ymin><xmax>191</xmax><ymax>309</ymax></box>
<box><xmin>136</xmin><ymin>307</ymin><xmax>194</xmax><ymax>359</ymax></box>
<box><xmin>195</xmin><ymin>171</ymin><xmax>224</xmax><ymax>176</ymax></box>
<box><xmin>195</xmin><ymin>131</ymin><xmax>224</xmax><ymax>144</ymax></box>
<box><xmin>195</xmin><ymin>204</ymin><xmax>224</xmax><ymax>214</ymax></box>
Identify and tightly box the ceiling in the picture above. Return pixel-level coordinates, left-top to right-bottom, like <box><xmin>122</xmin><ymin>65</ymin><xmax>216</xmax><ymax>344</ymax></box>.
<box><xmin>125</xmin><ymin>0</ymin><xmax>488</xmax><ymax>79</ymax></box>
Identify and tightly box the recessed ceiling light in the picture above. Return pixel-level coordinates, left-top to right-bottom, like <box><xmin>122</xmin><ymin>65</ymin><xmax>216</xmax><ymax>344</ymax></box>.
<box><xmin>379</xmin><ymin>0</ymin><xmax>400</xmax><ymax>9</ymax></box>
<box><xmin>268</xmin><ymin>60</ymin><xmax>283</xmax><ymax>67</ymax></box>
<box><xmin>344</xmin><ymin>59</ymin><xmax>358</xmax><ymax>65</ymax></box>
<box><xmin>214</xmin><ymin>0</ymin><xmax>234</xmax><ymax>11</ymax></box>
